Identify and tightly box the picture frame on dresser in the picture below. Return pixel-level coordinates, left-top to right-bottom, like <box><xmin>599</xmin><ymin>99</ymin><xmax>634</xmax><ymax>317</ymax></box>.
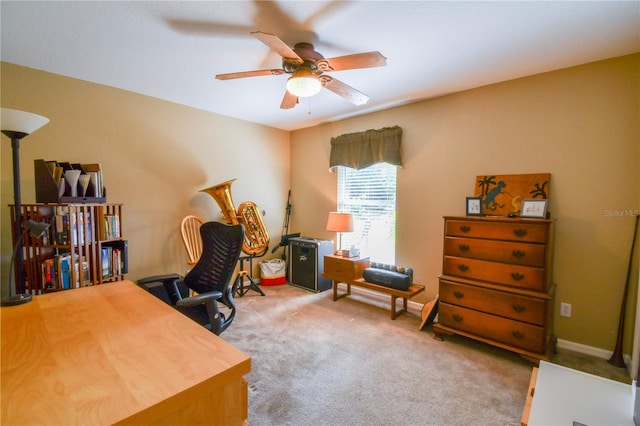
<box><xmin>466</xmin><ymin>197</ymin><xmax>482</xmax><ymax>216</ymax></box>
<box><xmin>521</xmin><ymin>199</ymin><xmax>548</xmax><ymax>218</ymax></box>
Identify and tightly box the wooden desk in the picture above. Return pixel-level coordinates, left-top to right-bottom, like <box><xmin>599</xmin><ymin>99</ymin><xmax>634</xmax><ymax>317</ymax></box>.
<box><xmin>1</xmin><ymin>280</ymin><xmax>251</xmax><ymax>425</ymax></box>
<box><xmin>521</xmin><ymin>361</ymin><xmax>633</xmax><ymax>426</ymax></box>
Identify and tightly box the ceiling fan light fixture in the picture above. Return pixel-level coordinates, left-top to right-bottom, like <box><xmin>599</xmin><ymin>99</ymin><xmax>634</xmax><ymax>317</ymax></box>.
<box><xmin>286</xmin><ymin>69</ymin><xmax>322</xmax><ymax>98</ymax></box>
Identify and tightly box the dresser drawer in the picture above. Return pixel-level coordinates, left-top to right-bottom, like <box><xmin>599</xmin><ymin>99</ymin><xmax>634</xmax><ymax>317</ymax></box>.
<box><xmin>438</xmin><ymin>302</ymin><xmax>545</xmax><ymax>353</ymax></box>
<box><xmin>323</xmin><ymin>255</ymin><xmax>370</xmax><ymax>281</ymax></box>
<box><xmin>443</xmin><ymin>256</ymin><xmax>546</xmax><ymax>291</ymax></box>
<box><xmin>444</xmin><ymin>236</ymin><xmax>546</xmax><ymax>267</ymax></box>
<box><xmin>445</xmin><ymin>220</ymin><xmax>548</xmax><ymax>243</ymax></box>
<box><xmin>439</xmin><ymin>279</ymin><xmax>546</xmax><ymax>325</ymax></box>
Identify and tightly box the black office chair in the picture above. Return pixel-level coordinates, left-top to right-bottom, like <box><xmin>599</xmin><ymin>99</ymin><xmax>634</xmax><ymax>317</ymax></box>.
<box><xmin>137</xmin><ymin>221</ymin><xmax>244</xmax><ymax>335</ymax></box>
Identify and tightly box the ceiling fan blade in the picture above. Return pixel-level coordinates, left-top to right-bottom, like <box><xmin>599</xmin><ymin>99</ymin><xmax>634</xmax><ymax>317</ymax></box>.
<box><xmin>251</xmin><ymin>31</ymin><xmax>303</xmax><ymax>64</ymax></box>
<box><xmin>280</xmin><ymin>90</ymin><xmax>298</xmax><ymax>109</ymax></box>
<box><xmin>215</xmin><ymin>69</ymin><xmax>285</xmax><ymax>80</ymax></box>
<box><xmin>322</xmin><ymin>51</ymin><xmax>387</xmax><ymax>72</ymax></box>
<box><xmin>321</xmin><ymin>76</ymin><xmax>369</xmax><ymax>106</ymax></box>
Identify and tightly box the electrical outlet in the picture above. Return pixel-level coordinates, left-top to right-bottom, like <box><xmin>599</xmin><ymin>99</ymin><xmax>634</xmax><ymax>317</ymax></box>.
<box><xmin>560</xmin><ymin>302</ymin><xmax>572</xmax><ymax>317</ymax></box>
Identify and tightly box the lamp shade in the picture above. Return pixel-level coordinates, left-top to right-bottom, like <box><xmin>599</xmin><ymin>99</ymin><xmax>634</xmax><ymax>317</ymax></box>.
<box><xmin>1</xmin><ymin>108</ymin><xmax>49</xmax><ymax>136</ymax></box>
<box><xmin>326</xmin><ymin>212</ymin><xmax>353</xmax><ymax>233</ymax></box>
<box><xmin>24</xmin><ymin>220</ymin><xmax>50</xmax><ymax>239</ymax></box>
<box><xmin>286</xmin><ymin>69</ymin><xmax>322</xmax><ymax>98</ymax></box>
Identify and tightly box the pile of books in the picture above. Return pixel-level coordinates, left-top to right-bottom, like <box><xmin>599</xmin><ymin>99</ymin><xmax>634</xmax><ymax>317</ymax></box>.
<box><xmin>41</xmin><ymin>254</ymin><xmax>90</xmax><ymax>290</ymax></box>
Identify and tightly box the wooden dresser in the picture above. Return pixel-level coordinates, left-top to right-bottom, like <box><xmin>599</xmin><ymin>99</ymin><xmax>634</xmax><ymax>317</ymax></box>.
<box><xmin>433</xmin><ymin>216</ymin><xmax>556</xmax><ymax>363</ymax></box>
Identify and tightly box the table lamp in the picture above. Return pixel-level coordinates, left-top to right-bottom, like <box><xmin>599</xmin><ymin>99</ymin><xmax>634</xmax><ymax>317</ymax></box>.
<box><xmin>2</xmin><ymin>220</ymin><xmax>51</xmax><ymax>306</ymax></box>
<box><xmin>2</xmin><ymin>108</ymin><xmax>50</xmax><ymax>305</ymax></box>
<box><xmin>326</xmin><ymin>212</ymin><xmax>357</xmax><ymax>257</ymax></box>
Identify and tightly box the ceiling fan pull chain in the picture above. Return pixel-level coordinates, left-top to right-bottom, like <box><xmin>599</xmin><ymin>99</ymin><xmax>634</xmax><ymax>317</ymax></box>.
<box><xmin>307</xmin><ymin>98</ymin><xmax>312</xmax><ymax>115</ymax></box>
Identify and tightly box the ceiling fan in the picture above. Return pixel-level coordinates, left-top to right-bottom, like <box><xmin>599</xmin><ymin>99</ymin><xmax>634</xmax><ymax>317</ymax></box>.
<box><xmin>215</xmin><ymin>31</ymin><xmax>387</xmax><ymax>109</ymax></box>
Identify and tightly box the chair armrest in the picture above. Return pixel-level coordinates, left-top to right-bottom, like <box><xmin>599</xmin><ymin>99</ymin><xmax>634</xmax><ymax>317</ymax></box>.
<box><xmin>176</xmin><ymin>291</ymin><xmax>227</xmax><ymax>335</ymax></box>
<box><xmin>137</xmin><ymin>274</ymin><xmax>188</xmax><ymax>305</ymax></box>
<box><xmin>137</xmin><ymin>274</ymin><xmax>182</xmax><ymax>285</ymax></box>
<box><xmin>176</xmin><ymin>291</ymin><xmax>223</xmax><ymax>307</ymax></box>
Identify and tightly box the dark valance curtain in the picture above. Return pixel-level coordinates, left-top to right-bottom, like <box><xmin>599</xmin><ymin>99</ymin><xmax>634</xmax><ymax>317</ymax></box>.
<box><xmin>329</xmin><ymin>125</ymin><xmax>403</xmax><ymax>171</ymax></box>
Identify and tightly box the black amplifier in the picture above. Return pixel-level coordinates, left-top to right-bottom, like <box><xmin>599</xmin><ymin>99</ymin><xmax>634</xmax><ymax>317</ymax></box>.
<box><xmin>289</xmin><ymin>237</ymin><xmax>333</xmax><ymax>292</ymax></box>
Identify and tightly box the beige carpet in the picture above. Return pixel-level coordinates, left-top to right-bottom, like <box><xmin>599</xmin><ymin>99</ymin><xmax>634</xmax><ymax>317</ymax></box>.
<box><xmin>223</xmin><ymin>284</ymin><xmax>534</xmax><ymax>426</ymax></box>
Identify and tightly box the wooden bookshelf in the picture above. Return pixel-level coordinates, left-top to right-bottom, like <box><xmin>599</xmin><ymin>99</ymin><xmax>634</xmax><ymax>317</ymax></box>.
<box><xmin>10</xmin><ymin>203</ymin><xmax>127</xmax><ymax>294</ymax></box>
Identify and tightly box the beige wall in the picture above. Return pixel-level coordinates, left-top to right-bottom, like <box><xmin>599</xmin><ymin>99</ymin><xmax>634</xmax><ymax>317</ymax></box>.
<box><xmin>290</xmin><ymin>54</ymin><xmax>639</xmax><ymax>353</ymax></box>
<box><xmin>2</xmin><ymin>54</ymin><xmax>638</xmax><ymax>354</ymax></box>
<box><xmin>1</xmin><ymin>62</ymin><xmax>290</xmax><ymax>288</ymax></box>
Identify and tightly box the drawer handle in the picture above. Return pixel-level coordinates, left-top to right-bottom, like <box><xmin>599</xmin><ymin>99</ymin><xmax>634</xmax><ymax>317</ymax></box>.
<box><xmin>454</xmin><ymin>291</ymin><xmax>464</xmax><ymax>299</ymax></box>
<box><xmin>511</xmin><ymin>272</ymin><xmax>525</xmax><ymax>281</ymax></box>
<box><xmin>512</xmin><ymin>250</ymin><xmax>526</xmax><ymax>259</ymax></box>
<box><xmin>453</xmin><ymin>314</ymin><xmax>463</xmax><ymax>322</ymax></box>
<box><xmin>460</xmin><ymin>225</ymin><xmax>471</xmax><ymax>233</ymax></box>
<box><xmin>459</xmin><ymin>244</ymin><xmax>470</xmax><ymax>252</ymax></box>
<box><xmin>512</xmin><ymin>304</ymin><xmax>526</xmax><ymax>313</ymax></box>
<box><xmin>513</xmin><ymin>228</ymin><xmax>528</xmax><ymax>238</ymax></box>
<box><xmin>512</xmin><ymin>330</ymin><xmax>525</xmax><ymax>339</ymax></box>
<box><xmin>458</xmin><ymin>264</ymin><xmax>469</xmax><ymax>272</ymax></box>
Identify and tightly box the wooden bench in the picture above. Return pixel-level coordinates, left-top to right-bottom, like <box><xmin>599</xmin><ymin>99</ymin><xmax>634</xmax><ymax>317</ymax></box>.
<box><xmin>332</xmin><ymin>278</ymin><xmax>425</xmax><ymax>320</ymax></box>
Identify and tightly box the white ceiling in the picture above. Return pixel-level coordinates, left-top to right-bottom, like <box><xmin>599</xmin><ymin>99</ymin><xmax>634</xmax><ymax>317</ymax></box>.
<box><xmin>1</xmin><ymin>1</ymin><xmax>639</xmax><ymax>131</ymax></box>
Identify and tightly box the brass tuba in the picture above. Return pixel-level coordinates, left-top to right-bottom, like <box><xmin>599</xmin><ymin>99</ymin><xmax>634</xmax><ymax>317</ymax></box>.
<box><xmin>200</xmin><ymin>179</ymin><xmax>270</xmax><ymax>257</ymax></box>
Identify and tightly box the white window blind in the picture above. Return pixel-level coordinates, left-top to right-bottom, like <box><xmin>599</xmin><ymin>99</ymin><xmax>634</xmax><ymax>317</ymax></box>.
<box><xmin>337</xmin><ymin>163</ymin><xmax>397</xmax><ymax>264</ymax></box>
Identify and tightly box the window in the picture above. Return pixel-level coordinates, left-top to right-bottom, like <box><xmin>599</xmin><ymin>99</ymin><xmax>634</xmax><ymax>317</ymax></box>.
<box><xmin>337</xmin><ymin>163</ymin><xmax>397</xmax><ymax>264</ymax></box>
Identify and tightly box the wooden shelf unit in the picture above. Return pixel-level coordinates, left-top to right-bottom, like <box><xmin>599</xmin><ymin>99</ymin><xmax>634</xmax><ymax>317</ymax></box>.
<box><xmin>10</xmin><ymin>203</ymin><xmax>126</xmax><ymax>294</ymax></box>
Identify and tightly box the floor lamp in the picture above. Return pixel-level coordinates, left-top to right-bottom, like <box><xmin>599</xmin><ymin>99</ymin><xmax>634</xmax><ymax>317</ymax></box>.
<box><xmin>326</xmin><ymin>212</ymin><xmax>353</xmax><ymax>256</ymax></box>
<box><xmin>1</xmin><ymin>108</ymin><xmax>50</xmax><ymax>306</ymax></box>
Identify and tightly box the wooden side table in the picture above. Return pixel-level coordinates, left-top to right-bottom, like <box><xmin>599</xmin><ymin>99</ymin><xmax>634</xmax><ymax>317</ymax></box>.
<box><xmin>322</xmin><ymin>254</ymin><xmax>370</xmax><ymax>299</ymax></box>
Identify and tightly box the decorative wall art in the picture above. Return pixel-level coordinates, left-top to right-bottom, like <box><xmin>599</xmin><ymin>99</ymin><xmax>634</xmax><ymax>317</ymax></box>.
<box><xmin>474</xmin><ymin>173</ymin><xmax>550</xmax><ymax>216</ymax></box>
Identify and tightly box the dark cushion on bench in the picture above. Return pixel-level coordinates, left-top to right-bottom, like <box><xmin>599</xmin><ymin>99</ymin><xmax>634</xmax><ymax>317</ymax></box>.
<box><xmin>362</xmin><ymin>268</ymin><xmax>412</xmax><ymax>290</ymax></box>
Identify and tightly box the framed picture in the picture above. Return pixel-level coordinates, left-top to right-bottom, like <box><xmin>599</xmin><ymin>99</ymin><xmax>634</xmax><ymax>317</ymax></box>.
<box><xmin>466</xmin><ymin>197</ymin><xmax>482</xmax><ymax>216</ymax></box>
<box><xmin>521</xmin><ymin>199</ymin><xmax>548</xmax><ymax>218</ymax></box>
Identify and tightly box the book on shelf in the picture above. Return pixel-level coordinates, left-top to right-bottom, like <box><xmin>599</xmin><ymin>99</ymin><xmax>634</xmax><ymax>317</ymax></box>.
<box><xmin>54</xmin><ymin>212</ymin><xmax>69</xmax><ymax>245</ymax></box>
<box><xmin>74</xmin><ymin>261</ymin><xmax>90</xmax><ymax>287</ymax></box>
<box><xmin>53</xmin><ymin>207</ymin><xmax>93</xmax><ymax>245</ymax></box>
<box><xmin>54</xmin><ymin>253</ymin><xmax>72</xmax><ymax>290</ymax></box>
<box><xmin>101</xmin><ymin>240</ymin><xmax>128</xmax><ymax>278</ymax></box>
<box><xmin>102</xmin><ymin>214</ymin><xmax>120</xmax><ymax>240</ymax></box>
<box><xmin>41</xmin><ymin>258</ymin><xmax>55</xmax><ymax>290</ymax></box>
<box><xmin>40</xmin><ymin>218</ymin><xmax>53</xmax><ymax>246</ymax></box>
<box><xmin>41</xmin><ymin>253</ymin><xmax>90</xmax><ymax>290</ymax></box>
<box><xmin>102</xmin><ymin>247</ymin><xmax>112</xmax><ymax>279</ymax></box>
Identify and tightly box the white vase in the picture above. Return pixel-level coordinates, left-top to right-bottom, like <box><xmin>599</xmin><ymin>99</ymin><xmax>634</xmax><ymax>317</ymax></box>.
<box><xmin>64</xmin><ymin>170</ymin><xmax>81</xmax><ymax>197</ymax></box>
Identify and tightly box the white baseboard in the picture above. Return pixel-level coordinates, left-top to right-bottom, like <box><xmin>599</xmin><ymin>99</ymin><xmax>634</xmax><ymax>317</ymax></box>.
<box><xmin>556</xmin><ymin>338</ymin><xmax>612</xmax><ymax>359</ymax></box>
<box><xmin>557</xmin><ymin>338</ymin><xmax>631</xmax><ymax>366</ymax></box>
